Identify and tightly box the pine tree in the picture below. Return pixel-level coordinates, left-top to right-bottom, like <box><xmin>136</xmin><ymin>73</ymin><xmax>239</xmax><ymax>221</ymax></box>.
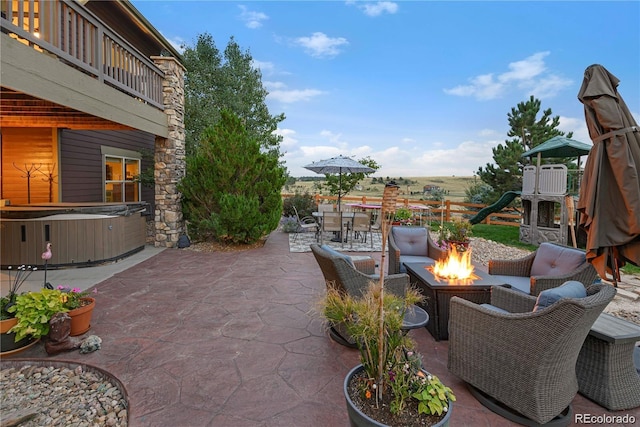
<box><xmin>477</xmin><ymin>96</ymin><xmax>572</xmax><ymax>202</ymax></box>
<box><xmin>178</xmin><ymin>110</ymin><xmax>286</xmax><ymax>243</ymax></box>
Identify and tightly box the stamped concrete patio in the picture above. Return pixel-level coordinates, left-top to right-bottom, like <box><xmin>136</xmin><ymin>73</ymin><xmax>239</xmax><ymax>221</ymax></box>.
<box><xmin>4</xmin><ymin>231</ymin><xmax>639</xmax><ymax>426</ymax></box>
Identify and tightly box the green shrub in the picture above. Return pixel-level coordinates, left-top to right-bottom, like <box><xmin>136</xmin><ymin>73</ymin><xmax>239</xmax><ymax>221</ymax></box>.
<box><xmin>179</xmin><ymin>110</ymin><xmax>286</xmax><ymax>244</ymax></box>
<box><xmin>282</xmin><ymin>192</ymin><xmax>315</xmax><ymax>218</ymax></box>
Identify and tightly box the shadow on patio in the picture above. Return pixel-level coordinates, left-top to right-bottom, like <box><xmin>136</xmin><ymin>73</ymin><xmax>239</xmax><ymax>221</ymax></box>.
<box><xmin>3</xmin><ymin>231</ymin><xmax>639</xmax><ymax>426</ymax></box>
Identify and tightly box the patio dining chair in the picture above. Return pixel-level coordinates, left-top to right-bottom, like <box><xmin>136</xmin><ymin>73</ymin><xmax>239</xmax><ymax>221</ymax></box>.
<box><xmin>292</xmin><ymin>206</ymin><xmax>319</xmax><ymax>242</ymax></box>
<box><xmin>320</xmin><ymin>212</ymin><xmax>345</xmax><ymax>247</ymax></box>
<box><xmin>350</xmin><ymin>212</ymin><xmax>372</xmax><ymax>248</ymax></box>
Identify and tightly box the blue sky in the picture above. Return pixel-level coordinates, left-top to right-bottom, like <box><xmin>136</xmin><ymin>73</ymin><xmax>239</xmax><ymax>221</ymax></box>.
<box><xmin>131</xmin><ymin>0</ymin><xmax>640</xmax><ymax>178</ymax></box>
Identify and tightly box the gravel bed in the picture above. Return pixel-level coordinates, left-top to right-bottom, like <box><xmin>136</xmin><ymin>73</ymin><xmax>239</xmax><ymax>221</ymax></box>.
<box><xmin>0</xmin><ymin>363</ymin><xmax>128</xmax><ymax>427</ymax></box>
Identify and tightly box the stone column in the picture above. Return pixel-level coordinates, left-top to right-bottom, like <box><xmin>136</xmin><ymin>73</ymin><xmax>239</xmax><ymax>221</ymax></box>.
<box><xmin>151</xmin><ymin>56</ymin><xmax>186</xmax><ymax>247</ymax></box>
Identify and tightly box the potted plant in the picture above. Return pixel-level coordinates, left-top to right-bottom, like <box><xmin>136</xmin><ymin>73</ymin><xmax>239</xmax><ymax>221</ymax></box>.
<box><xmin>320</xmin><ymin>281</ymin><xmax>456</xmax><ymax>426</ymax></box>
<box><xmin>7</xmin><ymin>288</ymin><xmax>68</xmax><ymax>342</ymax></box>
<box><xmin>7</xmin><ymin>286</ymin><xmax>96</xmax><ymax>341</ymax></box>
<box><xmin>1</xmin><ymin>265</ymin><xmax>39</xmax><ymax>353</ymax></box>
<box><xmin>393</xmin><ymin>207</ymin><xmax>413</xmax><ymax>226</ymax></box>
<box><xmin>56</xmin><ymin>285</ymin><xmax>96</xmax><ymax>336</ymax></box>
<box><xmin>437</xmin><ymin>218</ymin><xmax>472</xmax><ymax>251</ymax></box>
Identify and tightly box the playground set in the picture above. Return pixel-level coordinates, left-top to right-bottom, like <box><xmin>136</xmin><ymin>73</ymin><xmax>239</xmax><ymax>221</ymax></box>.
<box><xmin>469</xmin><ymin>136</ymin><xmax>592</xmax><ymax>247</ymax></box>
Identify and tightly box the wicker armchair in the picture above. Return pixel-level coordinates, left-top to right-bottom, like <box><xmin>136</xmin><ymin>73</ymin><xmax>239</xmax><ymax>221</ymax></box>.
<box><xmin>310</xmin><ymin>243</ymin><xmax>409</xmax><ymax>346</ymax></box>
<box><xmin>387</xmin><ymin>226</ymin><xmax>445</xmax><ymax>274</ymax></box>
<box><xmin>448</xmin><ymin>284</ymin><xmax>616</xmax><ymax>425</ymax></box>
<box><xmin>488</xmin><ymin>242</ymin><xmax>599</xmax><ymax>295</ymax></box>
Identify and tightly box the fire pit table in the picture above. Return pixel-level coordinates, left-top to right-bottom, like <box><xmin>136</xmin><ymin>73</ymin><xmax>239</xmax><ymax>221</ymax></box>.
<box><xmin>404</xmin><ymin>262</ymin><xmax>507</xmax><ymax>341</ymax></box>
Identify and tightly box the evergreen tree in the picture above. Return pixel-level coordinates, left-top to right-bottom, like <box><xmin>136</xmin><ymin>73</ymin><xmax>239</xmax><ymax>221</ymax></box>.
<box><xmin>477</xmin><ymin>96</ymin><xmax>572</xmax><ymax>202</ymax></box>
<box><xmin>178</xmin><ymin>110</ymin><xmax>286</xmax><ymax>243</ymax></box>
<box><xmin>182</xmin><ymin>34</ymin><xmax>286</xmax><ymax>157</ymax></box>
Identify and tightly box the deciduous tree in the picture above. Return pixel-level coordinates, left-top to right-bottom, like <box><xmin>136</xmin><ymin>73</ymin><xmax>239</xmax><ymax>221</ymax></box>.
<box><xmin>182</xmin><ymin>34</ymin><xmax>285</xmax><ymax>158</ymax></box>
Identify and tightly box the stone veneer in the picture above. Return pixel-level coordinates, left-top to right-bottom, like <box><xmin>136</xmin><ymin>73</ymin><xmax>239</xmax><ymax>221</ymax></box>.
<box><xmin>151</xmin><ymin>56</ymin><xmax>186</xmax><ymax>248</ymax></box>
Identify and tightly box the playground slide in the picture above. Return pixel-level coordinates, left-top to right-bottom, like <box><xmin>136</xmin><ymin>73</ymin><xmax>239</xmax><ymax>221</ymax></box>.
<box><xmin>469</xmin><ymin>191</ymin><xmax>521</xmax><ymax>225</ymax></box>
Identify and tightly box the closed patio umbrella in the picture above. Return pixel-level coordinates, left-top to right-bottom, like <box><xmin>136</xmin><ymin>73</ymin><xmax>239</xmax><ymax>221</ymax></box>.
<box><xmin>304</xmin><ymin>155</ymin><xmax>374</xmax><ymax>211</ymax></box>
<box><xmin>576</xmin><ymin>64</ymin><xmax>640</xmax><ymax>284</ymax></box>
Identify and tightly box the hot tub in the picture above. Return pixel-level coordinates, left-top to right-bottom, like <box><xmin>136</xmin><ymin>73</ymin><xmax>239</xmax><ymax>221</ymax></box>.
<box><xmin>0</xmin><ymin>203</ymin><xmax>148</xmax><ymax>268</ymax></box>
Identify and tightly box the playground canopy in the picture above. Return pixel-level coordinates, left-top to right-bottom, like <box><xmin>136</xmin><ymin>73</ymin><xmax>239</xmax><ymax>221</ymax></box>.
<box><xmin>521</xmin><ymin>136</ymin><xmax>592</xmax><ymax>160</ymax></box>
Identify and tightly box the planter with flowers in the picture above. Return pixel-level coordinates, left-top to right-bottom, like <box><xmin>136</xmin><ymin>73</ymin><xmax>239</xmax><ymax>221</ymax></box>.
<box><xmin>7</xmin><ymin>287</ymin><xmax>95</xmax><ymax>343</ymax></box>
<box><xmin>320</xmin><ymin>183</ymin><xmax>456</xmax><ymax>426</ymax></box>
<box><xmin>437</xmin><ymin>218</ymin><xmax>472</xmax><ymax>252</ymax></box>
<box><xmin>322</xmin><ymin>283</ymin><xmax>455</xmax><ymax>426</ymax></box>
<box><xmin>392</xmin><ymin>207</ymin><xmax>413</xmax><ymax>226</ymax></box>
<box><xmin>56</xmin><ymin>286</ymin><xmax>95</xmax><ymax>336</ymax></box>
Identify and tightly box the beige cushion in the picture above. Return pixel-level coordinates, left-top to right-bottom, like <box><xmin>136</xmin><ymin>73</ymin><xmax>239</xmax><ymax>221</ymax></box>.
<box><xmin>530</xmin><ymin>243</ymin><xmax>586</xmax><ymax>277</ymax></box>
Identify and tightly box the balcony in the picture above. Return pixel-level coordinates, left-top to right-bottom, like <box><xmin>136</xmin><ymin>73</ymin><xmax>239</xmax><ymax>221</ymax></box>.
<box><xmin>1</xmin><ymin>0</ymin><xmax>164</xmax><ymax>110</ymax></box>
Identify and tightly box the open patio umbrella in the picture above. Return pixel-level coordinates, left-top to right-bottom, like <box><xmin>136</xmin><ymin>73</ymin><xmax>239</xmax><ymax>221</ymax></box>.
<box><xmin>304</xmin><ymin>155</ymin><xmax>374</xmax><ymax>210</ymax></box>
<box><xmin>576</xmin><ymin>64</ymin><xmax>640</xmax><ymax>284</ymax></box>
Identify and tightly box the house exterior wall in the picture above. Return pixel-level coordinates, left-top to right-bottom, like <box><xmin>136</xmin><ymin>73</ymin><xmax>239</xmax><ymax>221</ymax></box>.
<box><xmin>60</xmin><ymin>129</ymin><xmax>155</xmax><ymax>212</ymax></box>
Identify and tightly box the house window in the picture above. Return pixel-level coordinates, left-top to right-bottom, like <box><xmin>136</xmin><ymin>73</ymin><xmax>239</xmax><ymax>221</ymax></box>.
<box><xmin>105</xmin><ymin>156</ymin><xmax>140</xmax><ymax>202</ymax></box>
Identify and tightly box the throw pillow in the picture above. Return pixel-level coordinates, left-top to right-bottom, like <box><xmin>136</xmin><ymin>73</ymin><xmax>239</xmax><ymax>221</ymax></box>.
<box><xmin>533</xmin><ymin>280</ymin><xmax>587</xmax><ymax>312</ymax></box>
<box><xmin>321</xmin><ymin>244</ymin><xmax>355</xmax><ymax>268</ymax></box>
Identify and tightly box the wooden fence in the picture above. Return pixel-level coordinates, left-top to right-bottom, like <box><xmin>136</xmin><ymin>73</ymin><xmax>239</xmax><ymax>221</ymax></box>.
<box><xmin>282</xmin><ymin>194</ymin><xmax>521</xmax><ymax>227</ymax></box>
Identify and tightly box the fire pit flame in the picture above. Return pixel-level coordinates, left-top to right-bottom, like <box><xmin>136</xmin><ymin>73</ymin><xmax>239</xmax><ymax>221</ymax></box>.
<box><xmin>428</xmin><ymin>245</ymin><xmax>476</xmax><ymax>281</ymax></box>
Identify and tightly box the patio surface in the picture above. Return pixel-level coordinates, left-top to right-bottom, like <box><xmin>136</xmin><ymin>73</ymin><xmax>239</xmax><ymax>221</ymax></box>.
<box><xmin>3</xmin><ymin>231</ymin><xmax>639</xmax><ymax>426</ymax></box>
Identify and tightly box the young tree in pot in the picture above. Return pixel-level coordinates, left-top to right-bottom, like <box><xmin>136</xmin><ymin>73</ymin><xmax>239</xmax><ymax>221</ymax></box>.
<box><xmin>321</xmin><ymin>183</ymin><xmax>456</xmax><ymax>426</ymax></box>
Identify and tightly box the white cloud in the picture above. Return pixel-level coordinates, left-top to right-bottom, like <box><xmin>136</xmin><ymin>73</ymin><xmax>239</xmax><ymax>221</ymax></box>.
<box><xmin>444</xmin><ymin>52</ymin><xmax>573</xmax><ymax>101</ymax></box>
<box><xmin>346</xmin><ymin>1</ymin><xmax>398</xmax><ymax>16</ymax></box>
<box><xmin>558</xmin><ymin>116</ymin><xmax>591</xmax><ymax>146</ymax></box>
<box><xmin>159</xmin><ymin>32</ymin><xmax>185</xmax><ymax>54</ymax></box>
<box><xmin>274</xmin><ymin>128</ymin><xmax>298</xmax><ymax>150</ymax></box>
<box><xmin>268</xmin><ymin>88</ymin><xmax>325</xmax><ymax>103</ymax></box>
<box><xmin>294</xmin><ymin>32</ymin><xmax>349</xmax><ymax>58</ymax></box>
<box><xmin>253</xmin><ymin>60</ymin><xmax>275</xmax><ymax>75</ymax></box>
<box><xmin>361</xmin><ymin>1</ymin><xmax>399</xmax><ymax>16</ymax></box>
<box><xmin>284</xmin><ymin>136</ymin><xmax>501</xmax><ymax>178</ymax></box>
<box><xmin>238</xmin><ymin>5</ymin><xmax>268</xmax><ymax>29</ymax></box>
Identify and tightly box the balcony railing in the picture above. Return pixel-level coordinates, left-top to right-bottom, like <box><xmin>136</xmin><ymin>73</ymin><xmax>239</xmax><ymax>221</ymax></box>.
<box><xmin>0</xmin><ymin>0</ymin><xmax>164</xmax><ymax>109</ymax></box>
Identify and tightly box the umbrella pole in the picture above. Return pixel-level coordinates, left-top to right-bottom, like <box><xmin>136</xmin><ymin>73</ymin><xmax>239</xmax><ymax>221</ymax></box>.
<box><xmin>338</xmin><ymin>169</ymin><xmax>342</xmax><ymax>212</ymax></box>
<box><xmin>610</xmin><ymin>249</ymin><xmax>619</xmax><ymax>288</ymax></box>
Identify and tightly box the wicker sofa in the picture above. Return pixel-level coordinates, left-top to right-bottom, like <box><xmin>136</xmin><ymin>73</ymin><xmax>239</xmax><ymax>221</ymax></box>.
<box><xmin>387</xmin><ymin>226</ymin><xmax>445</xmax><ymax>274</ymax></box>
<box><xmin>488</xmin><ymin>242</ymin><xmax>599</xmax><ymax>295</ymax></box>
<box><xmin>448</xmin><ymin>283</ymin><xmax>616</xmax><ymax>425</ymax></box>
<box><xmin>310</xmin><ymin>243</ymin><xmax>409</xmax><ymax>347</ymax></box>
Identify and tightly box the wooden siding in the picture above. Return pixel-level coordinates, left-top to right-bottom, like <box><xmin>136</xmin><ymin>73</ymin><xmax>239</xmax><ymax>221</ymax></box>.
<box><xmin>0</xmin><ymin>214</ymin><xmax>146</xmax><ymax>267</ymax></box>
<box><xmin>60</xmin><ymin>129</ymin><xmax>155</xmax><ymax>212</ymax></box>
<box><xmin>0</xmin><ymin>127</ymin><xmax>58</xmax><ymax>204</ymax></box>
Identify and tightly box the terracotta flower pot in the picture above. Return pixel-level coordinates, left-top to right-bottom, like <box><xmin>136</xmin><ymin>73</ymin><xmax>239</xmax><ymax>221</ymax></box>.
<box><xmin>67</xmin><ymin>297</ymin><xmax>95</xmax><ymax>336</ymax></box>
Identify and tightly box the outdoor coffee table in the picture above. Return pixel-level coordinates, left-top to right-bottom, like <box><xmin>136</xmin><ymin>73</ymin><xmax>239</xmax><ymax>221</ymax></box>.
<box><xmin>404</xmin><ymin>262</ymin><xmax>506</xmax><ymax>341</ymax></box>
<box><xmin>576</xmin><ymin>312</ymin><xmax>640</xmax><ymax>410</ymax></box>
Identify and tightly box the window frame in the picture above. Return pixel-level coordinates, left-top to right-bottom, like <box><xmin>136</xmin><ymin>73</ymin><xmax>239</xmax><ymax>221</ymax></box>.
<box><xmin>101</xmin><ymin>147</ymin><xmax>142</xmax><ymax>203</ymax></box>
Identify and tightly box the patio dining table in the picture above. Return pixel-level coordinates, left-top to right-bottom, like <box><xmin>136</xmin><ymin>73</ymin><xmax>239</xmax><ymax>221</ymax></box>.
<box><xmin>313</xmin><ymin>211</ymin><xmax>355</xmax><ymax>242</ymax></box>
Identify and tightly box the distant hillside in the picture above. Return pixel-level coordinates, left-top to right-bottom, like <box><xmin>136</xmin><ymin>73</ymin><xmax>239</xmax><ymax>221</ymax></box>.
<box><xmin>284</xmin><ymin>176</ymin><xmax>477</xmax><ymax>202</ymax></box>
